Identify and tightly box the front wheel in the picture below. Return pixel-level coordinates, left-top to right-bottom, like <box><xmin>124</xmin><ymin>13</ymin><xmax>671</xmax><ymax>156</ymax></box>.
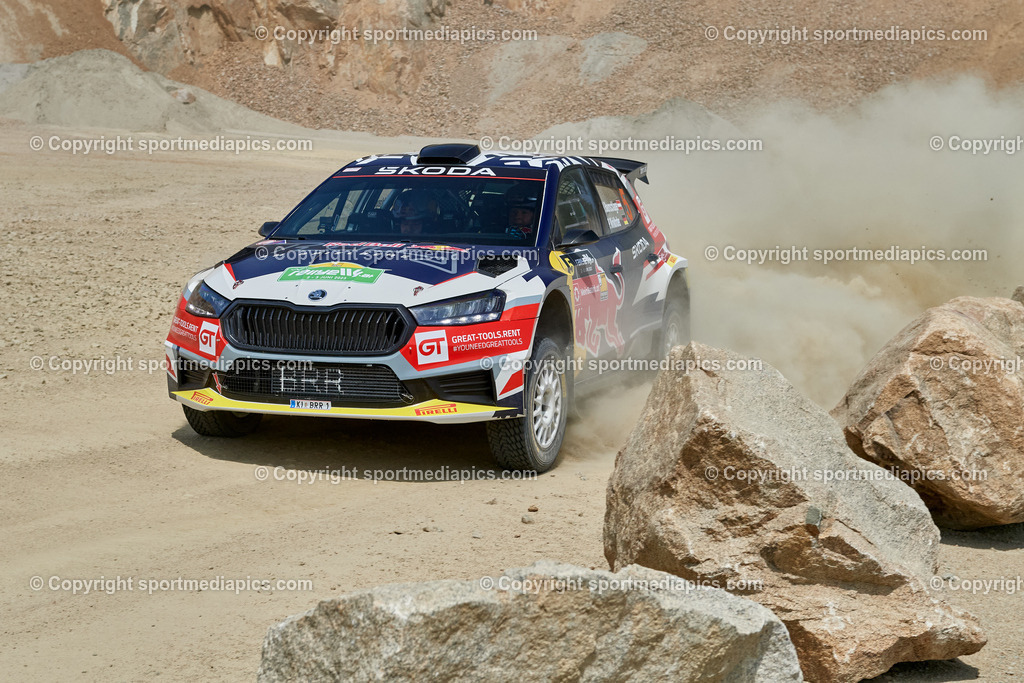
<box><xmin>659</xmin><ymin>295</ymin><xmax>691</xmax><ymax>358</ymax></box>
<box><xmin>486</xmin><ymin>337</ymin><xmax>568</xmax><ymax>473</ymax></box>
<box><xmin>183</xmin><ymin>405</ymin><xmax>262</xmax><ymax>437</ymax></box>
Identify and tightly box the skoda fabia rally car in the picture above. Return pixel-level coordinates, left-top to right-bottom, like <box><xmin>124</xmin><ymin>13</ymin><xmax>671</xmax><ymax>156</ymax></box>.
<box><xmin>166</xmin><ymin>144</ymin><xmax>690</xmax><ymax>472</ymax></box>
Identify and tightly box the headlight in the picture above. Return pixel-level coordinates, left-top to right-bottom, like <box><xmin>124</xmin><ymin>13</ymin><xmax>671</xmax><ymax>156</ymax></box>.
<box><xmin>185</xmin><ymin>282</ymin><xmax>231</xmax><ymax>318</ymax></box>
<box><xmin>411</xmin><ymin>290</ymin><xmax>506</xmax><ymax>326</ymax></box>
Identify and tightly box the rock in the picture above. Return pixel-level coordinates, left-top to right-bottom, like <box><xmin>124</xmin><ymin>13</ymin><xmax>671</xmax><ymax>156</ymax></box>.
<box><xmin>520</xmin><ymin>514</ymin><xmax>534</xmax><ymax>524</ymax></box>
<box><xmin>1013</xmin><ymin>287</ymin><xmax>1024</xmax><ymax>304</ymax></box>
<box><xmin>257</xmin><ymin>560</ymin><xmax>803</xmax><ymax>682</ymax></box>
<box><xmin>605</xmin><ymin>342</ymin><xmax>986</xmax><ymax>683</ymax></box>
<box><xmin>527</xmin><ymin>504</ymin><xmax>538</xmax><ymax>512</ymax></box>
<box><xmin>834</xmin><ymin>296</ymin><xmax>1024</xmax><ymax>529</ymax></box>
<box><xmin>0</xmin><ymin>50</ymin><xmax>310</xmax><ymax>135</ymax></box>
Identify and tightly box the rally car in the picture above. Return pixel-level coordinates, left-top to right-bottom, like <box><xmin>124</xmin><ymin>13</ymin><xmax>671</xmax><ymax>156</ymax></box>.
<box><xmin>166</xmin><ymin>143</ymin><xmax>689</xmax><ymax>472</ymax></box>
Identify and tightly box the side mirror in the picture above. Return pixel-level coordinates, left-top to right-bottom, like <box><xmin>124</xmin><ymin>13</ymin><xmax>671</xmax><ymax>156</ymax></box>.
<box><xmin>259</xmin><ymin>221</ymin><xmax>279</xmax><ymax>237</ymax></box>
<box><xmin>556</xmin><ymin>228</ymin><xmax>600</xmax><ymax>249</ymax></box>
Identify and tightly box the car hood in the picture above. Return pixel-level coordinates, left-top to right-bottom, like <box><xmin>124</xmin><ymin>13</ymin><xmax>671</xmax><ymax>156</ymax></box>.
<box><xmin>207</xmin><ymin>240</ymin><xmax>532</xmax><ymax>307</ymax></box>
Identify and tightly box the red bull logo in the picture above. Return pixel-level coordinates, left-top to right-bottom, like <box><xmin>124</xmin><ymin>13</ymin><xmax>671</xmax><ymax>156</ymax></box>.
<box><xmin>572</xmin><ymin>249</ymin><xmax>625</xmax><ymax>356</ymax></box>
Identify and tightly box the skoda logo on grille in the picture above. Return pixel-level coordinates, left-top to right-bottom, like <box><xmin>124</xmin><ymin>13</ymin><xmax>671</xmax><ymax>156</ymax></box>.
<box><xmin>308</xmin><ymin>289</ymin><xmax>327</xmax><ymax>301</ymax></box>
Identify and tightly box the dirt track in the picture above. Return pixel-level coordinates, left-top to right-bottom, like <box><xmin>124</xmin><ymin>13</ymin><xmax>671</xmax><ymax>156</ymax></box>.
<box><xmin>1</xmin><ymin>120</ymin><xmax>1021</xmax><ymax>681</ymax></box>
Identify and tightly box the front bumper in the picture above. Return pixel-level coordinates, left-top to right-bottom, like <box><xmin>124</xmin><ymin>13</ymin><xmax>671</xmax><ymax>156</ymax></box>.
<box><xmin>164</xmin><ymin>308</ymin><xmax>538</xmax><ymax>424</ymax></box>
<box><xmin>171</xmin><ymin>386</ymin><xmax>505</xmax><ymax>424</ymax></box>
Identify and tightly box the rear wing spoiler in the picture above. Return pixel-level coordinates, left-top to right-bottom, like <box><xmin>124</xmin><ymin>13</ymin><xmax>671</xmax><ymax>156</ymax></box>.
<box><xmin>592</xmin><ymin>157</ymin><xmax>649</xmax><ymax>185</ymax></box>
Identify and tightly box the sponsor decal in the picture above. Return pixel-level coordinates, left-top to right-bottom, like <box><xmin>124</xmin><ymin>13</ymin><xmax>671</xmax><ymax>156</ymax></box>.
<box><xmin>573</xmin><ymin>250</ymin><xmax>626</xmax><ymax>356</ymax></box>
<box><xmin>167</xmin><ymin>298</ymin><xmax>225</xmax><ymax>361</ymax></box>
<box><xmin>198</xmin><ymin>321</ymin><xmax>220</xmax><ymax>356</ymax></box>
<box><xmin>415</xmin><ymin>330</ymin><xmax>449</xmax><ymax>365</ymax></box>
<box><xmin>631</xmin><ymin>236</ymin><xmax>651</xmax><ymax>259</ymax></box>
<box><xmin>414</xmin><ymin>402</ymin><xmax>458</xmax><ymax>416</ymax></box>
<box><xmin>190</xmin><ymin>391</ymin><xmax>213</xmax><ymax>405</ymax></box>
<box><xmin>372</xmin><ymin>166</ymin><xmax>496</xmax><ymax>176</ymax></box>
<box><xmin>449</xmin><ymin>328</ymin><xmax>523</xmax><ymax>351</ymax></box>
<box><xmin>171</xmin><ymin>315</ymin><xmax>199</xmax><ymax>341</ymax></box>
<box><xmin>618</xmin><ymin>188</ymin><xmax>638</xmax><ymax>224</ymax></box>
<box><xmin>278</xmin><ymin>262</ymin><xmax>384</xmax><ymax>283</ymax></box>
<box><xmin>402</xmin><ymin>316</ymin><xmax>535</xmax><ymax>369</ymax></box>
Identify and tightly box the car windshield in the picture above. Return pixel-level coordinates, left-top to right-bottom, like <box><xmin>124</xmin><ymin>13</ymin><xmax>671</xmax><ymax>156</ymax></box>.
<box><xmin>271</xmin><ymin>169</ymin><xmax>548</xmax><ymax>247</ymax></box>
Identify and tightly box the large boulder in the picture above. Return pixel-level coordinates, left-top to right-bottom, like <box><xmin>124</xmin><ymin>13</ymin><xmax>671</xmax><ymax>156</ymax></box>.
<box><xmin>258</xmin><ymin>560</ymin><xmax>803</xmax><ymax>682</ymax></box>
<box><xmin>833</xmin><ymin>296</ymin><xmax>1024</xmax><ymax>529</ymax></box>
<box><xmin>604</xmin><ymin>343</ymin><xmax>985</xmax><ymax>683</ymax></box>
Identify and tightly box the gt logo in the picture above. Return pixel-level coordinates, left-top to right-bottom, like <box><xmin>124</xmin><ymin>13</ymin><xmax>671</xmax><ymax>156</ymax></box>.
<box><xmin>198</xmin><ymin>321</ymin><xmax>219</xmax><ymax>356</ymax></box>
<box><xmin>415</xmin><ymin>330</ymin><xmax>449</xmax><ymax>365</ymax></box>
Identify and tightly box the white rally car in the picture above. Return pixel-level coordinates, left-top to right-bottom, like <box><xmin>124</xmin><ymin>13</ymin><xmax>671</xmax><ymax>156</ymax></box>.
<box><xmin>166</xmin><ymin>143</ymin><xmax>689</xmax><ymax>472</ymax></box>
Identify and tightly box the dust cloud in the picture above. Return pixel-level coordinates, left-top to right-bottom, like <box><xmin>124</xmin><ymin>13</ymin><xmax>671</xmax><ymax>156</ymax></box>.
<box><xmin>639</xmin><ymin>76</ymin><xmax>1024</xmax><ymax>406</ymax></box>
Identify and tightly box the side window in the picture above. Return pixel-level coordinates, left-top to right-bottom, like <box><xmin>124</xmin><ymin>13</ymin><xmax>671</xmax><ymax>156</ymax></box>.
<box><xmin>295</xmin><ymin>197</ymin><xmax>340</xmax><ymax>235</ymax></box>
<box><xmin>588</xmin><ymin>169</ymin><xmax>639</xmax><ymax>233</ymax></box>
<box><xmin>552</xmin><ymin>168</ymin><xmax>605</xmax><ymax>243</ymax></box>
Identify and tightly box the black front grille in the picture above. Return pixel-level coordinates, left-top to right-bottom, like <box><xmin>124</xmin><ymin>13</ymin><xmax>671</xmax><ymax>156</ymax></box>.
<box><xmin>219</xmin><ymin>362</ymin><xmax>410</xmax><ymax>404</ymax></box>
<box><xmin>222</xmin><ymin>304</ymin><xmax>410</xmax><ymax>355</ymax></box>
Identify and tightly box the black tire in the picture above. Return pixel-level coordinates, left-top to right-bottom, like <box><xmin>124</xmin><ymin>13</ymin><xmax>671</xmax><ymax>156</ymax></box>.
<box><xmin>183</xmin><ymin>405</ymin><xmax>262</xmax><ymax>437</ymax></box>
<box><xmin>486</xmin><ymin>337</ymin><xmax>568</xmax><ymax>473</ymax></box>
<box><xmin>658</xmin><ymin>290</ymin><xmax>691</xmax><ymax>358</ymax></box>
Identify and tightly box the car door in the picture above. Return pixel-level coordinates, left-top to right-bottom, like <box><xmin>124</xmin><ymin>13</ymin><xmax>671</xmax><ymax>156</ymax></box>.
<box><xmin>550</xmin><ymin>167</ymin><xmax>627</xmax><ymax>377</ymax></box>
<box><xmin>585</xmin><ymin>167</ymin><xmax>662</xmax><ymax>353</ymax></box>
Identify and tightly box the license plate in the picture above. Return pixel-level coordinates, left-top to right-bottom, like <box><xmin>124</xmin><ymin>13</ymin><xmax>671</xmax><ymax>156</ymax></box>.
<box><xmin>289</xmin><ymin>399</ymin><xmax>332</xmax><ymax>410</ymax></box>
